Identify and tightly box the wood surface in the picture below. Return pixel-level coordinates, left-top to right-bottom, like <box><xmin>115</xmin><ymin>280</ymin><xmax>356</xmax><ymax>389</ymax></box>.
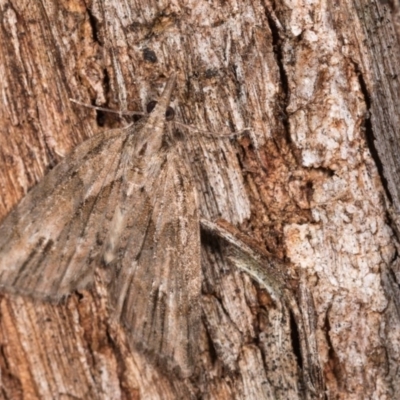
<box><xmin>0</xmin><ymin>1</ymin><xmax>400</xmax><ymax>398</ymax></box>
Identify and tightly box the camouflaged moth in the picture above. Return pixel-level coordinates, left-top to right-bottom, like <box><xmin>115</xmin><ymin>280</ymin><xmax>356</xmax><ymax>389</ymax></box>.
<box><xmin>0</xmin><ymin>73</ymin><xmax>324</xmax><ymax>393</ymax></box>
<box><xmin>0</xmin><ymin>72</ymin><xmax>201</xmax><ymax>377</ymax></box>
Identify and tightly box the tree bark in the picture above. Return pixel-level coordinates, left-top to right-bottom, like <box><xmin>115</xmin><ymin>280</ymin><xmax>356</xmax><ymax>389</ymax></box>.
<box><xmin>0</xmin><ymin>0</ymin><xmax>399</xmax><ymax>399</ymax></box>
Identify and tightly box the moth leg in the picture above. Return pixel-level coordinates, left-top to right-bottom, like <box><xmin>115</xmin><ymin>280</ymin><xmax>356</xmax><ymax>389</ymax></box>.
<box><xmin>200</xmin><ymin>218</ymin><xmax>325</xmax><ymax>398</ymax></box>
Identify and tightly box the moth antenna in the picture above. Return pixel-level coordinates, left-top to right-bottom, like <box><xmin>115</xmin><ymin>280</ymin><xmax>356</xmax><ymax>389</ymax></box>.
<box><xmin>69</xmin><ymin>98</ymin><xmax>145</xmax><ymax>117</ymax></box>
<box><xmin>175</xmin><ymin>121</ymin><xmax>265</xmax><ymax>170</ymax></box>
<box><xmin>175</xmin><ymin>120</ymin><xmax>252</xmax><ymax>139</ymax></box>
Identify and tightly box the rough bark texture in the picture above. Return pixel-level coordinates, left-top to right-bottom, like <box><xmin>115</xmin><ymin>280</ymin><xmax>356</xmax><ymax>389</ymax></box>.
<box><xmin>0</xmin><ymin>0</ymin><xmax>399</xmax><ymax>399</ymax></box>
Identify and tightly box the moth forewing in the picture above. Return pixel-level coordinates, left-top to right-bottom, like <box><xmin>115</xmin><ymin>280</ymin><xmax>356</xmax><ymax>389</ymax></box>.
<box><xmin>0</xmin><ymin>73</ymin><xmax>202</xmax><ymax>377</ymax></box>
<box><xmin>0</xmin><ymin>128</ymin><xmax>127</xmax><ymax>299</ymax></box>
<box><xmin>105</xmin><ymin>148</ymin><xmax>201</xmax><ymax>377</ymax></box>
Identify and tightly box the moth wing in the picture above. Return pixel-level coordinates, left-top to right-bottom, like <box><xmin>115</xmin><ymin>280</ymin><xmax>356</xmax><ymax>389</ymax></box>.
<box><xmin>106</xmin><ymin>150</ymin><xmax>201</xmax><ymax>378</ymax></box>
<box><xmin>0</xmin><ymin>128</ymin><xmax>130</xmax><ymax>299</ymax></box>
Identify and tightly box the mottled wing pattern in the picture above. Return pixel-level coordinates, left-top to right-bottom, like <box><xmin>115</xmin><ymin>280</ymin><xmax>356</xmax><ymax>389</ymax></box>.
<box><xmin>0</xmin><ymin>127</ymin><xmax>131</xmax><ymax>299</ymax></box>
<box><xmin>105</xmin><ymin>148</ymin><xmax>201</xmax><ymax>377</ymax></box>
<box><xmin>0</xmin><ymin>73</ymin><xmax>202</xmax><ymax>377</ymax></box>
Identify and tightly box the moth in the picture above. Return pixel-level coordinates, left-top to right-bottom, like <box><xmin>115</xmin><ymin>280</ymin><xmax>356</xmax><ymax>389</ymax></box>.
<box><xmin>0</xmin><ymin>72</ymin><xmax>201</xmax><ymax>377</ymax></box>
<box><xmin>0</xmin><ymin>73</ymin><xmax>324</xmax><ymax>393</ymax></box>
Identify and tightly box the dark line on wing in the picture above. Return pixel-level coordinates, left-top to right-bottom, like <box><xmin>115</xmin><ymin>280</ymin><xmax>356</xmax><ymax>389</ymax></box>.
<box><xmin>121</xmin><ymin>155</ymin><xmax>170</xmax><ymax>266</ymax></box>
<box><xmin>54</xmin><ymin>134</ymin><xmax>133</xmax><ymax>291</ymax></box>
<box><xmin>119</xmin><ymin>197</ymin><xmax>154</xmax><ymax>318</ymax></box>
<box><xmin>13</xmin><ymin>238</ymin><xmax>54</xmax><ymax>288</ymax></box>
<box><xmin>150</xmin><ymin>286</ymin><xmax>167</xmax><ymax>345</ymax></box>
<box><xmin>10</xmin><ymin>238</ymin><xmax>44</xmax><ymax>285</ymax></box>
<box><xmin>119</xmin><ymin>157</ymin><xmax>171</xmax><ymax>320</ymax></box>
<box><xmin>143</xmin><ymin>158</ymin><xmax>179</xmax><ymax>344</ymax></box>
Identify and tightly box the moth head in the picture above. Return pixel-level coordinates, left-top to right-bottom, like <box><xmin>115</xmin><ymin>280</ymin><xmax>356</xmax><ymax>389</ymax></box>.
<box><xmin>146</xmin><ymin>101</ymin><xmax>175</xmax><ymax>121</ymax></box>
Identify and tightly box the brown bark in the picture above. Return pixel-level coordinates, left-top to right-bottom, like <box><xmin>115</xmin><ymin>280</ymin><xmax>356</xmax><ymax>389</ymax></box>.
<box><xmin>0</xmin><ymin>0</ymin><xmax>399</xmax><ymax>399</ymax></box>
